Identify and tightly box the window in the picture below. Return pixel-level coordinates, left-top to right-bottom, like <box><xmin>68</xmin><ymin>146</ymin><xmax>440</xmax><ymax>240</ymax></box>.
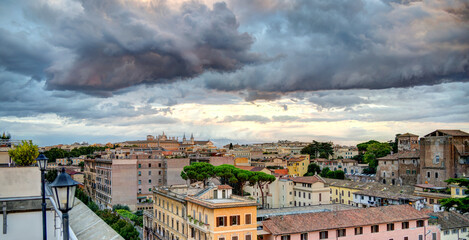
<box><xmin>452</xmin><ymin>229</ymin><xmax>458</xmax><ymax>234</ymax></box>
<box><xmin>246</xmin><ymin>235</ymin><xmax>251</xmax><ymax>240</ymax></box>
<box><xmin>402</xmin><ymin>222</ymin><xmax>409</xmax><ymax>229</ymax></box>
<box><xmin>427</xmin><ymin>172</ymin><xmax>430</xmax><ymax>178</ymax></box>
<box><xmin>457</xmin><ymin>188</ymin><xmax>461</xmax><ymax>195</ymax></box>
<box><xmin>149</xmin><ymin>188</ymin><xmax>151</xmax><ymax>192</ymax></box>
<box><xmin>245</xmin><ymin>214</ymin><xmax>251</xmax><ymax>224</ymax></box>
<box><xmin>216</xmin><ymin>216</ymin><xmax>227</xmax><ymax>227</ymax></box>
<box><xmin>232</xmin><ymin>236</ymin><xmax>238</xmax><ymax>240</ymax></box>
<box><xmin>371</xmin><ymin>225</ymin><xmax>379</xmax><ymax>233</ymax></box>
<box><xmin>138</xmin><ymin>171</ymin><xmax>141</xmax><ymax>176</ymax></box>
<box><xmin>444</xmin><ymin>230</ymin><xmax>449</xmax><ymax>235</ymax></box>
<box><xmin>149</xmin><ymin>171</ymin><xmax>151</xmax><ymax>175</ymax></box>
<box><xmin>300</xmin><ymin>233</ymin><xmax>308</xmax><ymax>240</ymax></box>
<box><xmin>419</xmin><ymin>235</ymin><xmax>423</xmax><ymax>240</ymax></box>
<box><xmin>354</xmin><ymin>227</ymin><xmax>363</xmax><ymax>235</ymax></box>
<box><xmin>387</xmin><ymin>223</ymin><xmax>394</xmax><ymax>231</ymax></box>
<box><xmin>149</xmin><ymin>163</ymin><xmax>151</xmax><ymax>167</ymax></box>
<box><xmin>138</xmin><ymin>164</ymin><xmax>141</xmax><ymax>168</ymax></box>
<box><xmin>309</xmin><ymin>193</ymin><xmax>311</xmax><ymax>199</ymax></box>
<box><xmin>281</xmin><ymin>236</ymin><xmax>290</xmax><ymax>240</ymax></box>
<box><xmin>319</xmin><ymin>193</ymin><xmax>322</xmax><ymax>202</ymax></box>
<box><xmin>404</xmin><ymin>237</ymin><xmax>408</xmax><ymax>240</ymax></box>
<box><xmin>462</xmin><ymin>228</ymin><xmax>467</xmax><ymax>233</ymax></box>
<box><xmin>149</xmin><ymin>179</ymin><xmax>152</xmax><ymax>183</ymax></box>
<box><xmin>337</xmin><ymin>229</ymin><xmax>346</xmax><ymax>237</ymax></box>
<box><xmin>319</xmin><ymin>231</ymin><xmax>328</xmax><ymax>239</ymax></box>
<box><xmin>417</xmin><ymin>220</ymin><xmax>424</xmax><ymax>227</ymax></box>
<box><xmin>138</xmin><ymin>180</ymin><xmax>141</xmax><ymax>185</ymax></box>
<box><xmin>230</xmin><ymin>215</ymin><xmax>240</xmax><ymax>226</ymax></box>
<box><xmin>432</xmin><ymin>233</ymin><xmax>437</xmax><ymax>240</ymax></box>
<box><xmin>219</xmin><ymin>238</ymin><xmax>225</xmax><ymax>240</ymax></box>
<box><xmin>435</xmin><ymin>172</ymin><xmax>438</xmax><ymax>179</ymax></box>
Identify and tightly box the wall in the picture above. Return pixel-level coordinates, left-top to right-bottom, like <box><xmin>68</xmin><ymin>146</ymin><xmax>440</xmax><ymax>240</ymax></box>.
<box><xmin>0</xmin><ymin>167</ymin><xmax>41</xmax><ymax>198</ymax></box>
<box><xmin>111</xmin><ymin>159</ymin><xmax>138</xmax><ymax>210</ymax></box>
<box><xmin>166</xmin><ymin>158</ymin><xmax>190</xmax><ymax>186</ymax></box>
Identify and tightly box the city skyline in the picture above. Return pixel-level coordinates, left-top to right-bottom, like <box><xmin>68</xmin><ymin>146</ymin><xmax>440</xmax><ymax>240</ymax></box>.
<box><xmin>1</xmin><ymin>0</ymin><xmax>468</xmax><ymax>146</ymax></box>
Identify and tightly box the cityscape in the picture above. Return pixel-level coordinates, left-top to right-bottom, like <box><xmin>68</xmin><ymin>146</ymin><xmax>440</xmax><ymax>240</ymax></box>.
<box><xmin>1</xmin><ymin>0</ymin><xmax>469</xmax><ymax>240</ymax></box>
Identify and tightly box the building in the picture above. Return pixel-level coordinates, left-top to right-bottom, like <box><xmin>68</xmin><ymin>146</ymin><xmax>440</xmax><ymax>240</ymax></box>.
<box><xmin>333</xmin><ymin>146</ymin><xmax>359</xmax><ymax>159</ymax></box>
<box><xmin>429</xmin><ymin>211</ymin><xmax>469</xmax><ymax>240</ymax></box>
<box><xmin>449</xmin><ymin>182</ymin><xmax>468</xmax><ymax>199</ymax></box>
<box><xmin>146</xmin><ymin>184</ymin><xmax>258</xmax><ymax>240</ymax></box>
<box><xmin>353</xmin><ymin>189</ymin><xmax>425</xmax><ymax>209</ymax></box>
<box><xmin>376</xmin><ymin>150</ymin><xmax>420</xmax><ymax>185</ymax></box>
<box><xmin>291</xmin><ymin>175</ymin><xmax>330</xmax><ymax>207</ymax></box>
<box><xmin>397</xmin><ymin>133</ymin><xmax>420</xmax><ymax>152</ymax></box>
<box><xmin>325</xmin><ymin>178</ymin><xmax>415</xmax><ymax>206</ymax></box>
<box><xmin>413</xmin><ymin>184</ymin><xmax>448</xmax><ymax>211</ymax></box>
<box><xmin>262</xmin><ymin>205</ymin><xmax>439</xmax><ymax>240</ymax></box>
<box><xmin>84</xmin><ymin>149</ymin><xmax>168</xmax><ymax>210</ymax></box>
<box><xmin>124</xmin><ymin>133</ymin><xmax>214</xmax><ymax>152</ymax></box>
<box><xmin>287</xmin><ymin>156</ymin><xmax>310</xmax><ymax>177</ymax></box>
<box><xmin>419</xmin><ymin>130</ymin><xmax>469</xmax><ymax>187</ymax></box>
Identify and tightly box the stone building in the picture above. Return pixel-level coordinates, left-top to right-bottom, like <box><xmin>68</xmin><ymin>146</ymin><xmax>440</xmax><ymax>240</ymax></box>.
<box><xmin>419</xmin><ymin>130</ymin><xmax>469</xmax><ymax>187</ymax></box>
<box><xmin>376</xmin><ymin>133</ymin><xmax>420</xmax><ymax>185</ymax></box>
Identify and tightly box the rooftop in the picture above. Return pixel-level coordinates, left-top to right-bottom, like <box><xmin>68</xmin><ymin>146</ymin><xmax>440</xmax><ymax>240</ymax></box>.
<box><xmin>263</xmin><ymin>205</ymin><xmax>429</xmax><ymax>235</ymax></box>
<box><xmin>258</xmin><ymin>204</ymin><xmax>358</xmax><ymax>218</ymax></box>
<box><xmin>377</xmin><ymin>150</ymin><xmax>420</xmax><ymax>160</ymax></box>
<box><xmin>428</xmin><ymin>211</ymin><xmax>469</xmax><ymax>230</ymax></box>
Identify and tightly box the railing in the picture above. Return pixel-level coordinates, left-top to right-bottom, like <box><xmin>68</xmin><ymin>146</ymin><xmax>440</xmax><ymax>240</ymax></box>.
<box><xmin>187</xmin><ymin>217</ymin><xmax>210</xmax><ymax>233</ymax></box>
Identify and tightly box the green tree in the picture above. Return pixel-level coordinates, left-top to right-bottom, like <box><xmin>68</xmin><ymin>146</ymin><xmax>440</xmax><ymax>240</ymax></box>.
<box><xmin>44</xmin><ymin>147</ymin><xmax>69</xmax><ymax>163</ymax></box>
<box><xmin>45</xmin><ymin>169</ymin><xmax>58</xmax><ymax>183</ymax></box>
<box><xmin>440</xmin><ymin>178</ymin><xmax>469</xmax><ymax>213</ymax></box>
<box><xmin>320</xmin><ymin>167</ymin><xmax>331</xmax><ymax>178</ymax></box>
<box><xmin>214</xmin><ymin>165</ymin><xmax>254</xmax><ymax>196</ymax></box>
<box><xmin>301</xmin><ymin>141</ymin><xmax>333</xmax><ymax>159</ymax></box>
<box><xmin>180</xmin><ymin>162</ymin><xmax>215</xmax><ymax>187</ymax></box>
<box><xmin>8</xmin><ymin>140</ymin><xmax>39</xmax><ymax>166</ymax></box>
<box><xmin>249</xmin><ymin>172</ymin><xmax>275</xmax><ymax>208</ymax></box>
<box><xmin>357</xmin><ymin>140</ymin><xmax>380</xmax><ymax>152</ymax></box>
<box><xmin>113</xmin><ymin>204</ymin><xmax>130</xmax><ymax>211</ymax></box>
<box><xmin>305</xmin><ymin>163</ymin><xmax>321</xmax><ymax>176</ymax></box>
<box><xmin>363</xmin><ymin>142</ymin><xmax>392</xmax><ymax>170</ymax></box>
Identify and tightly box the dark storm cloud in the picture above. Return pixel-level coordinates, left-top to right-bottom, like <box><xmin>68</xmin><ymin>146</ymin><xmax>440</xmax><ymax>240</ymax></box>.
<box><xmin>1</xmin><ymin>0</ymin><xmax>258</xmax><ymax>96</ymax></box>
<box><xmin>205</xmin><ymin>0</ymin><xmax>469</xmax><ymax>99</ymax></box>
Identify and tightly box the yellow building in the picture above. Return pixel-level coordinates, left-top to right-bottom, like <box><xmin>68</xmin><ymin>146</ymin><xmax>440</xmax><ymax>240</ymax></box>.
<box><xmin>287</xmin><ymin>157</ymin><xmax>309</xmax><ymax>177</ymax></box>
<box><xmin>450</xmin><ymin>184</ymin><xmax>468</xmax><ymax>198</ymax></box>
<box><xmin>146</xmin><ymin>184</ymin><xmax>258</xmax><ymax>240</ymax></box>
<box><xmin>234</xmin><ymin>158</ymin><xmax>250</xmax><ymax>166</ymax></box>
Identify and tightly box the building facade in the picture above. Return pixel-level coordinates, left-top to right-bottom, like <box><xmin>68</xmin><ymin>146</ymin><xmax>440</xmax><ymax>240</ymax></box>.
<box><xmin>419</xmin><ymin>130</ymin><xmax>469</xmax><ymax>187</ymax></box>
<box><xmin>262</xmin><ymin>205</ymin><xmax>439</xmax><ymax>240</ymax></box>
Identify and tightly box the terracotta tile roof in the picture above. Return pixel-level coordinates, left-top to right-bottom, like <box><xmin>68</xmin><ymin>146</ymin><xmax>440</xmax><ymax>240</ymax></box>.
<box><xmin>323</xmin><ymin>178</ymin><xmax>415</xmax><ymax>194</ymax></box>
<box><xmin>425</xmin><ymin>130</ymin><xmax>469</xmax><ymax>137</ymax></box>
<box><xmin>250</xmin><ymin>167</ymin><xmax>267</xmax><ymax>172</ymax></box>
<box><xmin>236</xmin><ymin>166</ymin><xmax>255</xmax><ymax>171</ymax></box>
<box><xmin>429</xmin><ymin>211</ymin><xmax>469</xmax><ymax>230</ymax></box>
<box><xmin>354</xmin><ymin>189</ymin><xmax>423</xmax><ymax>201</ymax></box>
<box><xmin>398</xmin><ymin>133</ymin><xmax>419</xmax><ymax>137</ymax></box>
<box><xmin>263</xmin><ymin>205</ymin><xmax>428</xmax><ymax>235</ymax></box>
<box><xmin>288</xmin><ymin>158</ymin><xmax>305</xmax><ymax>162</ymax></box>
<box><xmin>292</xmin><ymin>175</ymin><xmax>325</xmax><ymax>184</ymax></box>
<box><xmin>378</xmin><ymin>150</ymin><xmax>420</xmax><ymax>161</ymax></box>
<box><xmin>217</xmin><ymin>185</ymin><xmax>232</xmax><ymax>190</ymax></box>
<box><xmin>274</xmin><ymin>169</ymin><xmax>288</xmax><ymax>176</ymax></box>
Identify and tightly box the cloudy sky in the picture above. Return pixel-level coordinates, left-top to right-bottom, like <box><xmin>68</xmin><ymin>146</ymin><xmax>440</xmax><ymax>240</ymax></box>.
<box><xmin>1</xmin><ymin>0</ymin><xmax>468</xmax><ymax>147</ymax></box>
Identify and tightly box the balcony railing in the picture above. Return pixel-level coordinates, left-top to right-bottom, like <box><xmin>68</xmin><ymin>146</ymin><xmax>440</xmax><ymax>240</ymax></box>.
<box><xmin>187</xmin><ymin>217</ymin><xmax>210</xmax><ymax>233</ymax></box>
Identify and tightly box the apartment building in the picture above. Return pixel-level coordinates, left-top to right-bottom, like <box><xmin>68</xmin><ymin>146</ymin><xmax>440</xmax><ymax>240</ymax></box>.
<box><xmin>292</xmin><ymin>175</ymin><xmax>330</xmax><ymax>207</ymax></box>
<box><xmin>333</xmin><ymin>146</ymin><xmax>359</xmax><ymax>159</ymax></box>
<box><xmin>419</xmin><ymin>130</ymin><xmax>469</xmax><ymax>187</ymax></box>
<box><xmin>312</xmin><ymin>158</ymin><xmax>365</xmax><ymax>175</ymax></box>
<box><xmin>325</xmin><ymin>178</ymin><xmax>415</xmax><ymax>206</ymax></box>
<box><xmin>147</xmin><ymin>184</ymin><xmax>258</xmax><ymax>240</ymax></box>
<box><xmin>84</xmin><ymin>149</ymin><xmax>168</xmax><ymax>210</ymax></box>
<box><xmin>287</xmin><ymin>156</ymin><xmax>310</xmax><ymax>177</ymax></box>
<box><xmin>376</xmin><ymin>151</ymin><xmax>420</xmax><ymax>185</ymax></box>
<box><xmin>262</xmin><ymin>205</ymin><xmax>440</xmax><ymax>240</ymax></box>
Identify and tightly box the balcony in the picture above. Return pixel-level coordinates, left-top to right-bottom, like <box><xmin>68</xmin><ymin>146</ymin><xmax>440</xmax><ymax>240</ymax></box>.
<box><xmin>187</xmin><ymin>217</ymin><xmax>210</xmax><ymax>233</ymax></box>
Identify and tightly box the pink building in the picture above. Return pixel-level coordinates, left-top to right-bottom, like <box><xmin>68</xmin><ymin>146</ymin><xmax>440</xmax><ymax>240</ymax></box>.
<box><xmin>262</xmin><ymin>205</ymin><xmax>440</xmax><ymax>240</ymax></box>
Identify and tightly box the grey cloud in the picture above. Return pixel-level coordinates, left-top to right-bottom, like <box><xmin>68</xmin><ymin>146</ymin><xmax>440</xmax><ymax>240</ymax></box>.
<box><xmin>222</xmin><ymin>115</ymin><xmax>270</xmax><ymax>123</ymax></box>
<box><xmin>115</xmin><ymin>115</ymin><xmax>179</xmax><ymax>126</ymax></box>
<box><xmin>205</xmin><ymin>0</ymin><xmax>469</xmax><ymax>96</ymax></box>
<box><xmin>307</xmin><ymin>92</ymin><xmax>369</xmax><ymax>111</ymax></box>
<box><xmin>3</xmin><ymin>0</ymin><xmax>259</xmax><ymax>96</ymax></box>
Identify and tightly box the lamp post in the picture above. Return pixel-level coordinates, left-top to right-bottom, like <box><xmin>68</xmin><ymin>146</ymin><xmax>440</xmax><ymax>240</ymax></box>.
<box><xmin>50</xmin><ymin>168</ymin><xmax>79</xmax><ymax>240</ymax></box>
<box><xmin>36</xmin><ymin>154</ymin><xmax>49</xmax><ymax>240</ymax></box>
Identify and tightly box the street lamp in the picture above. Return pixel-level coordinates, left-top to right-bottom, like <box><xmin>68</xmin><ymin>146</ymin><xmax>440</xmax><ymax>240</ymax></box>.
<box><xmin>50</xmin><ymin>168</ymin><xmax>79</xmax><ymax>240</ymax></box>
<box><xmin>36</xmin><ymin>154</ymin><xmax>48</xmax><ymax>240</ymax></box>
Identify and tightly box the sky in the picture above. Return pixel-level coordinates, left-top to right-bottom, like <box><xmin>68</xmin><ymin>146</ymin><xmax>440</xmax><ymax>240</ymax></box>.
<box><xmin>0</xmin><ymin>0</ymin><xmax>468</xmax><ymax>147</ymax></box>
